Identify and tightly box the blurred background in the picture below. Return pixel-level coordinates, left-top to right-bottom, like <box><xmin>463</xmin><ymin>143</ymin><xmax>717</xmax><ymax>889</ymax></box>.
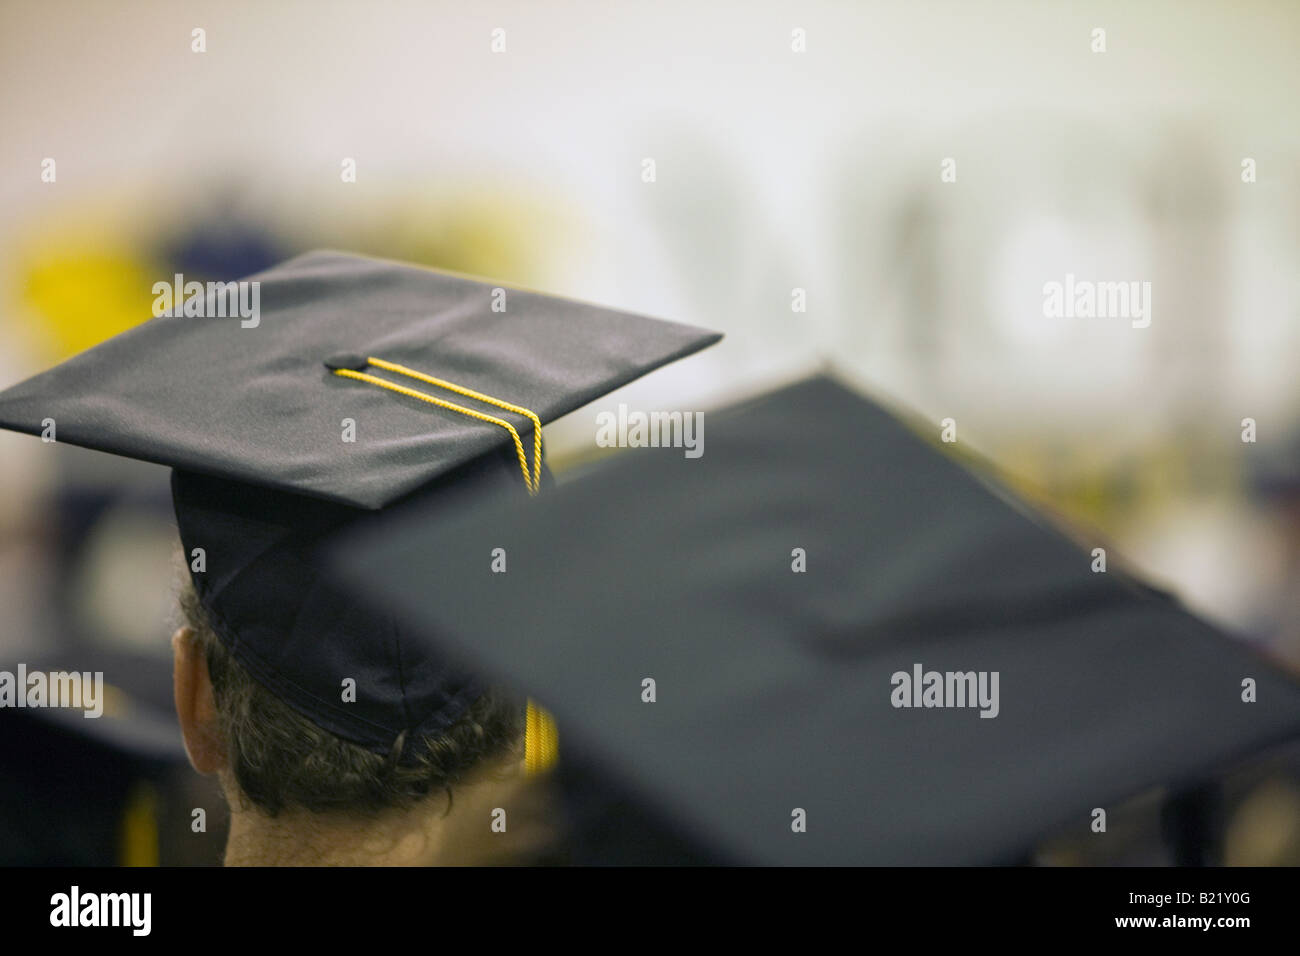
<box><xmin>0</xmin><ymin>0</ymin><xmax>1297</xmax><ymax>864</ymax></box>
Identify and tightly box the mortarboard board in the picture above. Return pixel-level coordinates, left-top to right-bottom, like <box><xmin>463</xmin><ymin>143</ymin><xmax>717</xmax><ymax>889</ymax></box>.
<box><xmin>329</xmin><ymin>374</ymin><xmax>1300</xmax><ymax>864</ymax></box>
<box><xmin>0</xmin><ymin>249</ymin><xmax>722</xmax><ymax>757</ymax></box>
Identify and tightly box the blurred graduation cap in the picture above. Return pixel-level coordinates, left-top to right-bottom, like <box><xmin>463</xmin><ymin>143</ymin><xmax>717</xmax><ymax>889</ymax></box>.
<box><xmin>1248</xmin><ymin>424</ymin><xmax>1300</xmax><ymax>500</ymax></box>
<box><xmin>0</xmin><ymin>647</ymin><xmax>194</xmax><ymax>865</ymax></box>
<box><xmin>329</xmin><ymin>374</ymin><xmax>1300</xmax><ymax>864</ymax></box>
<box><xmin>0</xmin><ymin>249</ymin><xmax>721</xmax><ymax>760</ymax></box>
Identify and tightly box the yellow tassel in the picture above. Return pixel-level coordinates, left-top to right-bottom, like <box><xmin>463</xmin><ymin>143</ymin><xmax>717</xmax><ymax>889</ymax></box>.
<box><xmin>333</xmin><ymin>357</ymin><xmax>543</xmax><ymax>494</ymax></box>
<box><xmin>118</xmin><ymin>781</ymin><xmax>160</xmax><ymax>867</ymax></box>
<box><xmin>524</xmin><ymin>699</ymin><xmax>559</xmax><ymax>773</ymax></box>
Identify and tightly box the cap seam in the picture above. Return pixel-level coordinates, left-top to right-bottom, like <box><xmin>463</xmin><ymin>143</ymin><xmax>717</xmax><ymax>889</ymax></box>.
<box><xmin>199</xmin><ymin>593</ymin><xmax>406</xmax><ymax>739</ymax></box>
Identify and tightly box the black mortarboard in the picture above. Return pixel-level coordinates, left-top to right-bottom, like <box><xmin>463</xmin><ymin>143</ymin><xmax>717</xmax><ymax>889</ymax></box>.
<box><xmin>0</xmin><ymin>649</ymin><xmax>183</xmax><ymax>762</ymax></box>
<box><xmin>0</xmin><ymin>647</ymin><xmax>227</xmax><ymax>865</ymax></box>
<box><xmin>0</xmin><ymin>250</ymin><xmax>721</xmax><ymax>755</ymax></box>
<box><xmin>330</xmin><ymin>374</ymin><xmax>1300</xmax><ymax>864</ymax></box>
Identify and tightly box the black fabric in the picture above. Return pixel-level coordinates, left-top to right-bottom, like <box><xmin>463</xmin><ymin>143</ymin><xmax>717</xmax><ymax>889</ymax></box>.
<box><xmin>173</xmin><ymin>443</ymin><xmax>544</xmax><ymax>752</ymax></box>
<box><xmin>0</xmin><ymin>249</ymin><xmax>722</xmax><ymax>752</ymax></box>
<box><xmin>332</xmin><ymin>374</ymin><xmax>1300</xmax><ymax>863</ymax></box>
<box><xmin>0</xmin><ymin>648</ymin><xmax>189</xmax><ymax>865</ymax></box>
<box><xmin>172</xmin><ymin>448</ymin><xmax>536</xmax><ymax>752</ymax></box>
<box><xmin>0</xmin><ymin>249</ymin><xmax>722</xmax><ymax>510</ymax></box>
<box><xmin>0</xmin><ymin>648</ymin><xmax>184</xmax><ymax>762</ymax></box>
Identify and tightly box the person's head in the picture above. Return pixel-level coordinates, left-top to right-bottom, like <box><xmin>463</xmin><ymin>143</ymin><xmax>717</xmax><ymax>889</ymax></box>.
<box><xmin>171</xmin><ymin>579</ymin><xmax>528</xmax><ymax>863</ymax></box>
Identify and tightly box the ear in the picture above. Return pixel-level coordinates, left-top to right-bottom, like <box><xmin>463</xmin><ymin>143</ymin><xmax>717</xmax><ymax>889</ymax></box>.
<box><xmin>171</xmin><ymin>626</ymin><xmax>226</xmax><ymax>774</ymax></box>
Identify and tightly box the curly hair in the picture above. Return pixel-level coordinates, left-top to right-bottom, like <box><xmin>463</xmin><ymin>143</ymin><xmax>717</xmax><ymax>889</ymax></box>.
<box><xmin>178</xmin><ymin>583</ymin><xmax>524</xmax><ymax>817</ymax></box>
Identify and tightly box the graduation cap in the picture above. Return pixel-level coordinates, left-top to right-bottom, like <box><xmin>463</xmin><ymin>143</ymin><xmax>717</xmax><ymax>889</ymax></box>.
<box><xmin>0</xmin><ymin>647</ymin><xmax>209</xmax><ymax>865</ymax></box>
<box><xmin>0</xmin><ymin>249</ymin><xmax>722</xmax><ymax>758</ymax></box>
<box><xmin>328</xmin><ymin>374</ymin><xmax>1300</xmax><ymax>864</ymax></box>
